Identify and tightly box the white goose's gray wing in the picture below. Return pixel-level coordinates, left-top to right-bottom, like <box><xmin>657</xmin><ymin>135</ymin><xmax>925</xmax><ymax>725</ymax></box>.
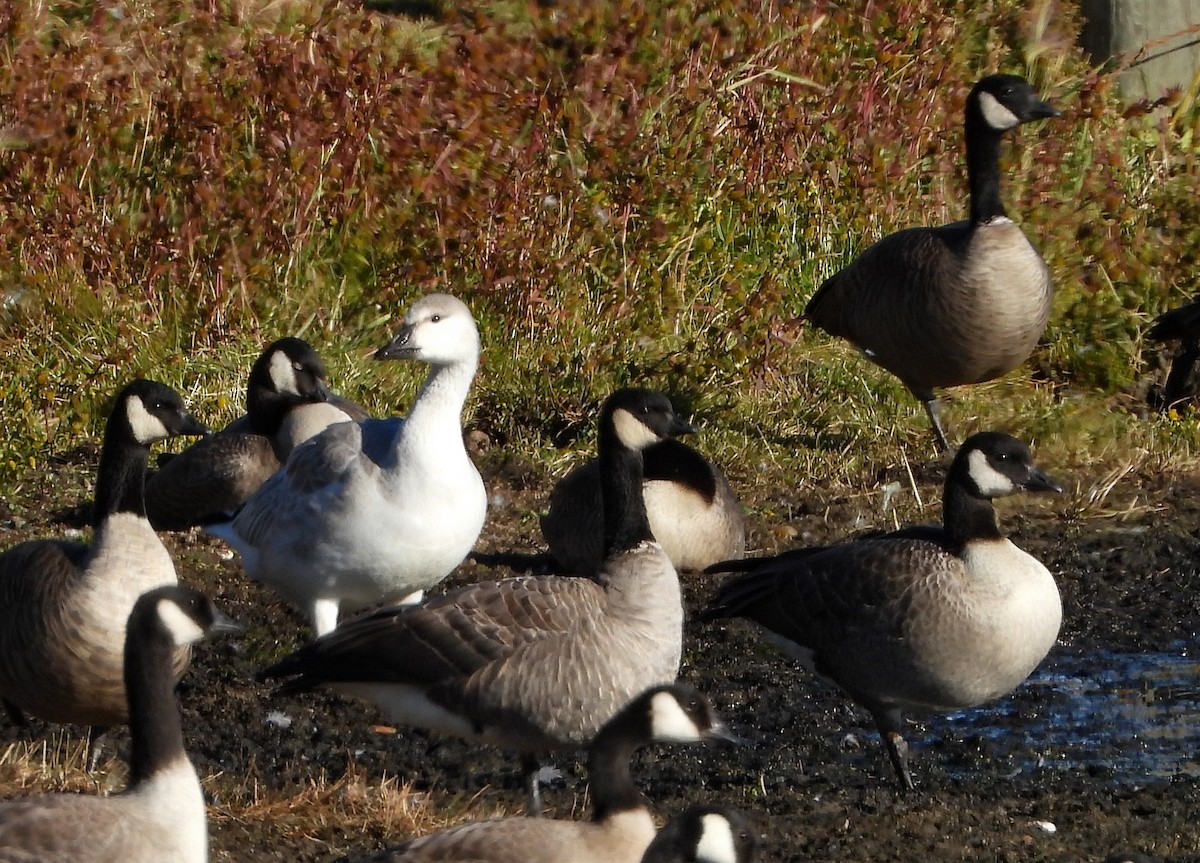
<box><xmin>222</xmin><ymin>420</ymin><xmax>367</xmax><ymax>547</ymax></box>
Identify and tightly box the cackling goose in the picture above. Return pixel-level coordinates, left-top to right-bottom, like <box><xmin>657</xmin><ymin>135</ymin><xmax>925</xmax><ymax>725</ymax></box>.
<box><xmin>805</xmin><ymin>74</ymin><xmax>1060</xmax><ymax>451</ymax></box>
<box><xmin>701</xmin><ymin>432</ymin><xmax>1063</xmax><ymax>789</ymax></box>
<box><xmin>145</xmin><ymin>336</ymin><xmax>368</xmax><ymax>530</ymax></box>
<box><xmin>0</xmin><ymin>380</ymin><xmax>207</xmax><ymax>746</ymax></box>
<box><xmin>259</xmin><ymin>387</ymin><xmax>689</xmax><ymax>812</ymax></box>
<box><xmin>351</xmin><ymin>684</ymin><xmax>736</xmax><ymax>863</ymax></box>
<box><xmin>0</xmin><ymin>584</ymin><xmax>242</xmax><ymax>863</ymax></box>
<box><xmin>207</xmin><ymin>294</ymin><xmax>486</xmax><ymax>636</ymax></box>
<box><xmin>541</xmin><ymin>393</ymin><xmax>744</xmax><ymax>574</ymax></box>
<box><xmin>641</xmin><ymin>805</ymin><xmax>759</xmax><ymax>863</ymax></box>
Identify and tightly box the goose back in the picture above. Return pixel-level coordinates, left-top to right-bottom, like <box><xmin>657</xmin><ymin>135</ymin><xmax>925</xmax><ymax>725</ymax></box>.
<box><xmin>807</xmin><ymin>218</ymin><xmax>1052</xmax><ymax>391</ymax></box>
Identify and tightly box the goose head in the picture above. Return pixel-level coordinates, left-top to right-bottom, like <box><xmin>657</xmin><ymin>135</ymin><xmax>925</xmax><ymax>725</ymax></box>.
<box><xmin>374</xmin><ymin>293</ymin><xmax>480</xmax><ymax>367</ymax></box>
<box><xmin>116</xmin><ymin>380</ymin><xmax>210</xmax><ymax>447</ymax></box>
<box><xmin>140</xmin><ymin>584</ymin><xmax>245</xmax><ymax>648</ymax></box>
<box><xmin>643</xmin><ymin>805</ymin><xmax>760</xmax><ymax>863</ymax></box>
<box><xmin>969</xmin><ymin>73</ymin><xmax>1060</xmax><ymax>133</ymax></box>
<box><xmin>637</xmin><ymin>683</ymin><xmax>740</xmax><ymax>745</ymax></box>
<box><xmin>251</xmin><ymin>337</ymin><xmax>333</xmax><ymax>404</ymax></box>
<box><xmin>956</xmin><ymin>432</ymin><xmax>1063</xmax><ymax>499</ymax></box>
<box><xmin>601</xmin><ymin>388</ymin><xmax>698</xmax><ymax>453</ymax></box>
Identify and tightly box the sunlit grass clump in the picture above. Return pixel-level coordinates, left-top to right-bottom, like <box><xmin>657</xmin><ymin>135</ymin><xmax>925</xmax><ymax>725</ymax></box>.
<box><xmin>0</xmin><ymin>0</ymin><xmax>1197</xmax><ymax>490</ymax></box>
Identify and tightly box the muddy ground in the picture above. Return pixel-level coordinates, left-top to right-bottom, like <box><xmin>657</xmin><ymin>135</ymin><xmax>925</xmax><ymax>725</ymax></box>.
<box><xmin>2</xmin><ymin>437</ymin><xmax>1200</xmax><ymax>863</ymax></box>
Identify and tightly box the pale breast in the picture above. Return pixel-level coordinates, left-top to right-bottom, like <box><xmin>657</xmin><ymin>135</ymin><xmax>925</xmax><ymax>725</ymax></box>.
<box><xmin>899</xmin><ymin>538</ymin><xmax>1061</xmax><ymax>709</ymax></box>
<box><xmin>4</xmin><ymin>515</ymin><xmax>182</xmax><ymax>725</ymax></box>
<box><xmin>642</xmin><ymin>480</ymin><xmax>745</xmax><ymax>572</ymax></box>
<box><xmin>949</xmin><ymin>221</ymin><xmax>1054</xmax><ymax>382</ymax></box>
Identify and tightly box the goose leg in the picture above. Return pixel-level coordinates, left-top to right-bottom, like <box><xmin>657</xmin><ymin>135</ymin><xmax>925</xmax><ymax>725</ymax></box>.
<box><xmin>86</xmin><ymin>725</ymin><xmax>109</xmax><ymax>772</ymax></box>
<box><xmin>870</xmin><ymin>708</ymin><xmax>915</xmax><ymax>792</ymax></box>
<box><xmin>521</xmin><ymin>755</ymin><xmax>563</xmax><ymax>817</ymax></box>
<box><xmin>916</xmin><ymin>391</ymin><xmax>953</xmax><ymax>454</ymax></box>
<box><xmin>522</xmin><ymin>753</ymin><xmax>546</xmax><ymax>816</ymax></box>
<box><xmin>310</xmin><ymin>597</ymin><xmax>341</xmax><ymax>638</ymax></box>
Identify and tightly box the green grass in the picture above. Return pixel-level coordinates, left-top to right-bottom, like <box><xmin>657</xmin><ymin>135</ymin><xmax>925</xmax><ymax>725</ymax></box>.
<box><xmin>0</xmin><ymin>0</ymin><xmax>1198</xmax><ymax>495</ymax></box>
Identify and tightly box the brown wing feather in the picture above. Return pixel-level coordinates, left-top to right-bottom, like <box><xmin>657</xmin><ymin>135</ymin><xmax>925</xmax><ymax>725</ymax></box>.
<box><xmin>263</xmin><ymin>575</ymin><xmax>605</xmax><ymax>690</ymax></box>
<box><xmin>703</xmin><ymin>535</ymin><xmax>959</xmax><ymax>655</ymax></box>
<box><xmin>806</xmin><ymin>224</ymin><xmax>970</xmax><ymax>344</ymax></box>
<box><xmin>144</xmin><ymin>432</ymin><xmax>278</xmax><ymax>530</ymax></box>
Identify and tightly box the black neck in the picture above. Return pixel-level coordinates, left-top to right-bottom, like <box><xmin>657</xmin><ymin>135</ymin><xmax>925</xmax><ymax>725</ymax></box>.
<box><xmin>246</xmin><ymin>386</ymin><xmax>292</xmax><ymax>435</ymax></box>
<box><xmin>598</xmin><ymin>429</ymin><xmax>655</xmax><ymax>556</ymax></box>
<box><xmin>643</xmin><ymin>440</ymin><xmax>717</xmax><ymax>503</ymax></box>
<box><xmin>586</xmin><ymin>714</ymin><xmax>648</xmax><ymax>822</ymax></box>
<box><xmin>92</xmin><ymin>422</ymin><xmax>151</xmax><ymax>529</ymax></box>
<box><xmin>941</xmin><ymin>477</ymin><xmax>1003</xmax><ymax>548</ymax></box>
<box><xmin>964</xmin><ymin>112</ymin><xmax>1008</xmax><ymax>224</ymax></box>
<box><xmin>124</xmin><ymin>615</ymin><xmax>186</xmax><ymax>785</ymax></box>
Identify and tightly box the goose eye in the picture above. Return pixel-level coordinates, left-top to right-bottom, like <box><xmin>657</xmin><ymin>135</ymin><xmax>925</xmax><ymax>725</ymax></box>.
<box><xmin>431</xmin><ymin>314</ymin><xmax>442</xmax><ymax>323</ymax></box>
<box><xmin>293</xmin><ymin>362</ymin><xmax>304</xmax><ymax>372</ymax></box>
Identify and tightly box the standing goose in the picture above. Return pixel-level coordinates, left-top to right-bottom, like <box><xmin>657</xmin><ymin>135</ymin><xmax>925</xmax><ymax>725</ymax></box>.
<box><xmin>0</xmin><ymin>585</ymin><xmax>243</xmax><ymax>863</ymax></box>
<box><xmin>351</xmin><ymin>684</ymin><xmax>737</xmax><ymax>863</ymax></box>
<box><xmin>700</xmin><ymin>432</ymin><xmax>1063</xmax><ymax>789</ymax></box>
<box><xmin>806</xmin><ymin>74</ymin><xmax>1060</xmax><ymax>451</ymax></box>
<box><xmin>0</xmin><ymin>380</ymin><xmax>207</xmax><ymax>745</ymax></box>
<box><xmin>641</xmin><ymin>805</ymin><xmax>759</xmax><ymax>863</ymax></box>
<box><xmin>207</xmin><ymin>294</ymin><xmax>486</xmax><ymax>636</ymax></box>
<box><xmin>259</xmin><ymin>387</ymin><xmax>689</xmax><ymax>813</ymax></box>
<box><xmin>145</xmin><ymin>336</ymin><xmax>368</xmax><ymax>530</ymax></box>
<box><xmin>541</xmin><ymin>393</ymin><xmax>744</xmax><ymax>574</ymax></box>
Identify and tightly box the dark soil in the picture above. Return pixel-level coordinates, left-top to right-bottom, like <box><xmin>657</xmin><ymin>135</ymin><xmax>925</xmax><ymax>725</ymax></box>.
<box><xmin>2</xmin><ymin>441</ymin><xmax>1200</xmax><ymax>863</ymax></box>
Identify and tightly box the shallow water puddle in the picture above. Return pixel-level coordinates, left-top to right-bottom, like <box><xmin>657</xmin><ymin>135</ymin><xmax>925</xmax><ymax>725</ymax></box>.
<box><xmin>943</xmin><ymin>646</ymin><xmax>1200</xmax><ymax>780</ymax></box>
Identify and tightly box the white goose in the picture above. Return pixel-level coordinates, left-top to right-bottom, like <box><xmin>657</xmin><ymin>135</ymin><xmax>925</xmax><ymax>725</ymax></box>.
<box><xmin>208</xmin><ymin>293</ymin><xmax>486</xmax><ymax>635</ymax></box>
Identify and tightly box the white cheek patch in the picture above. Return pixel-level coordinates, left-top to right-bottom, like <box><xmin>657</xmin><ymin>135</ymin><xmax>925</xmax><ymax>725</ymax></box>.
<box><xmin>967</xmin><ymin>448</ymin><xmax>1015</xmax><ymax>497</ymax></box>
<box><xmin>696</xmin><ymin>814</ymin><xmax>739</xmax><ymax>863</ymax></box>
<box><xmin>126</xmin><ymin>396</ymin><xmax>171</xmax><ymax>444</ymax></box>
<box><xmin>648</xmin><ymin>690</ymin><xmax>702</xmax><ymax>741</ymax></box>
<box><xmin>157</xmin><ymin>599</ymin><xmax>206</xmax><ymax>646</ymax></box>
<box><xmin>269</xmin><ymin>349</ymin><xmax>301</xmax><ymax>396</ymax></box>
<box><xmin>978</xmin><ymin>91</ymin><xmax>1021</xmax><ymax>130</ymax></box>
<box><xmin>612</xmin><ymin>408</ymin><xmax>662</xmax><ymax>451</ymax></box>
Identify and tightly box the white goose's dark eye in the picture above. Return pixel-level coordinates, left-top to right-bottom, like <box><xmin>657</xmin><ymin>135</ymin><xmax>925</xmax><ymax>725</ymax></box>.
<box><xmin>431</xmin><ymin>314</ymin><xmax>442</xmax><ymax>323</ymax></box>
